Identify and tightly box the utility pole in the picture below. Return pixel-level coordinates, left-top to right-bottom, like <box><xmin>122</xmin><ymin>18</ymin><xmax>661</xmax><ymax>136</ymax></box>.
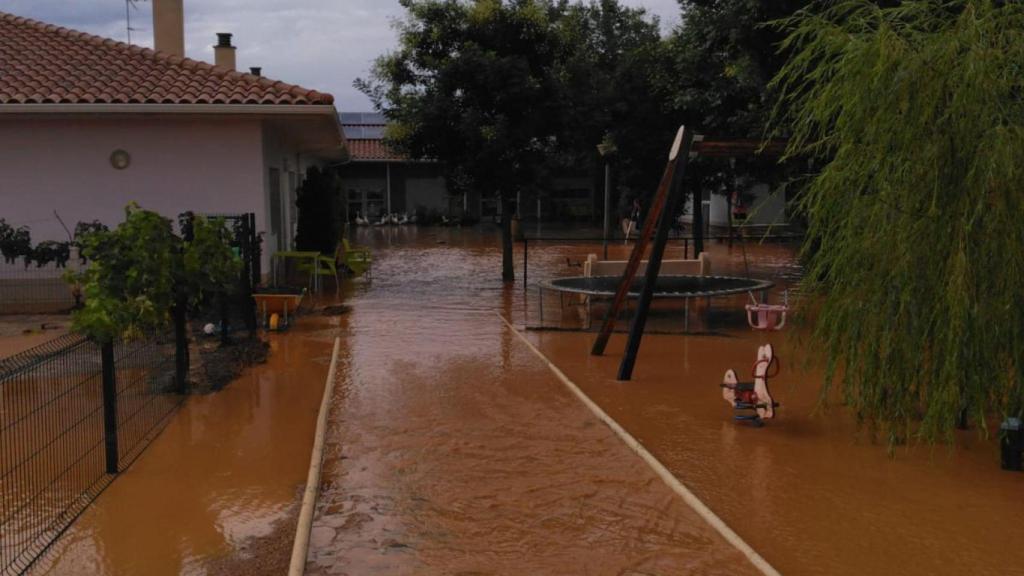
<box><xmin>597</xmin><ymin>134</ymin><xmax>618</xmax><ymax>261</ymax></box>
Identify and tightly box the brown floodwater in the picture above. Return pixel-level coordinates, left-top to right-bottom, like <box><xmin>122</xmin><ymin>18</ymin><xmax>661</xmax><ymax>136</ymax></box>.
<box><xmin>515</xmin><ymin>232</ymin><xmax>1024</xmax><ymax>575</ymax></box>
<box><xmin>306</xmin><ymin>226</ymin><xmax>761</xmax><ymax>575</ymax></box>
<box><xmin>307</xmin><ymin>225</ymin><xmax>1024</xmax><ymax>575</ymax></box>
<box><xmin>25</xmin><ymin>224</ymin><xmax>1024</xmax><ymax>575</ymax></box>
<box><xmin>29</xmin><ymin>313</ymin><xmax>341</xmax><ymax>575</ymax></box>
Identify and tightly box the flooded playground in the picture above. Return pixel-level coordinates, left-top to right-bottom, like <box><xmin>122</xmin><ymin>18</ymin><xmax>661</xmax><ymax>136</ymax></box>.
<box><xmin>24</xmin><ymin>226</ymin><xmax>1024</xmax><ymax>575</ymax></box>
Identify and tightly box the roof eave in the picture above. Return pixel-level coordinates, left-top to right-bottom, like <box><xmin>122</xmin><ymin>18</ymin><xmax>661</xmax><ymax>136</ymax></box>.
<box><xmin>0</xmin><ymin>103</ymin><xmax>338</xmax><ymax>116</ymax></box>
<box><xmin>0</xmin><ymin>102</ymin><xmax>346</xmax><ymax>157</ymax></box>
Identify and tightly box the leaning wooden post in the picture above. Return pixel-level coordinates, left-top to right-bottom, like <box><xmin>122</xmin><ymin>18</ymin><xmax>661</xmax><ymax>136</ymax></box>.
<box><xmin>618</xmin><ymin>127</ymin><xmax>696</xmax><ymax>380</ymax></box>
<box><xmin>591</xmin><ymin>126</ymin><xmax>686</xmax><ymax>357</ymax></box>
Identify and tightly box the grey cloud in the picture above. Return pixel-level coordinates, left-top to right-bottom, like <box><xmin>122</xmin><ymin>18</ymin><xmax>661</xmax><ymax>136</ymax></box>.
<box><xmin>1</xmin><ymin>0</ymin><xmax>679</xmax><ymax>111</ymax></box>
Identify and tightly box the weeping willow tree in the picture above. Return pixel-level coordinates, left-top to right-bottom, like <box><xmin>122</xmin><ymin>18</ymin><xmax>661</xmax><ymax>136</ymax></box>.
<box><xmin>772</xmin><ymin>0</ymin><xmax>1024</xmax><ymax>444</ymax></box>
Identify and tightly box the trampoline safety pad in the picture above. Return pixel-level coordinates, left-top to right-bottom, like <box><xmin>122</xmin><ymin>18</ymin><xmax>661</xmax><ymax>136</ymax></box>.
<box><xmin>541</xmin><ymin>275</ymin><xmax>774</xmax><ymax>299</ymax></box>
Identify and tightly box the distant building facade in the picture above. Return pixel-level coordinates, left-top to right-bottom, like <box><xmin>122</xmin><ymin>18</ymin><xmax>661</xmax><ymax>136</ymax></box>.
<box><xmin>337</xmin><ymin>113</ymin><xmax>598</xmax><ymax>223</ymax></box>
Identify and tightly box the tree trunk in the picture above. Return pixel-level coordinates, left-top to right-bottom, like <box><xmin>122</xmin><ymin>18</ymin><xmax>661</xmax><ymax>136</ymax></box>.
<box><xmin>501</xmin><ymin>196</ymin><xmax>514</xmax><ymax>283</ymax></box>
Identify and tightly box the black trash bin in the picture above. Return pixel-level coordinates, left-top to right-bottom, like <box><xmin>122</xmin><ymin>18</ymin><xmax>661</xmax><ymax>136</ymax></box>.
<box><xmin>1001</xmin><ymin>418</ymin><xmax>1022</xmax><ymax>471</ymax></box>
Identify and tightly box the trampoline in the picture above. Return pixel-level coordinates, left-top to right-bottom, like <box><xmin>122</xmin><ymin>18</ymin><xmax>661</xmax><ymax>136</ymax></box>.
<box><xmin>536</xmin><ymin>275</ymin><xmax>774</xmax><ymax>332</ymax></box>
<box><xmin>541</xmin><ymin>275</ymin><xmax>773</xmax><ymax>299</ymax></box>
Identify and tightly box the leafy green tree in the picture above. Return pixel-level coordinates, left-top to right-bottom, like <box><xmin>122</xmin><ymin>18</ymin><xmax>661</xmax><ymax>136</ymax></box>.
<box><xmin>669</xmin><ymin>0</ymin><xmax>807</xmax><ymax>137</ymax></box>
<box><xmin>772</xmin><ymin>0</ymin><xmax>1024</xmax><ymax>443</ymax></box>
<box><xmin>553</xmin><ymin>1</ymin><xmax>668</xmax><ymax>204</ymax></box>
<box><xmin>70</xmin><ymin>204</ymin><xmax>240</xmax><ymax>342</ymax></box>
<box><xmin>358</xmin><ymin>0</ymin><xmax>568</xmax><ymax>281</ymax></box>
<box><xmin>71</xmin><ymin>205</ymin><xmax>180</xmax><ymax>342</ymax></box>
<box><xmin>183</xmin><ymin>216</ymin><xmax>243</xmax><ymax>302</ymax></box>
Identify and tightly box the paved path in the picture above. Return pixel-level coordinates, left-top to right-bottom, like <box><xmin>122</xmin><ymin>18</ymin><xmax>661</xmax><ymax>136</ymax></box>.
<box><xmin>306</xmin><ymin>238</ymin><xmax>759</xmax><ymax>575</ymax></box>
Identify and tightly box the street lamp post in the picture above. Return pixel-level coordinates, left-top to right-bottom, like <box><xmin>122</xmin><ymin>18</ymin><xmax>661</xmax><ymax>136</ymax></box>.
<box><xmin>597</xmin><ymin>134</ymin><xmax>618</xmax><ymax>260</ymax></box>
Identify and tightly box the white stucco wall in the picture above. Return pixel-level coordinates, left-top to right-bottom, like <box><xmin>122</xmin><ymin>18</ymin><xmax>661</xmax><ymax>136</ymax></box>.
<box><xmin>261</xmin><ymin>128</ymin><xmax>318</xmax><ymax>254</ymax></box>
<box><xmin>0</xmin><ymin>116</ymin><xmax>265</xmax><ymax>243</ymax></box>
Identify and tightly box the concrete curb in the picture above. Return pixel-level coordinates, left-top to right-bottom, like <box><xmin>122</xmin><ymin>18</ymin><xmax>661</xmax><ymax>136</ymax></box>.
<box><xmin>288</xmin><ymin>336</ymin><xmax>342</xmax><ymax>576</ymax></box>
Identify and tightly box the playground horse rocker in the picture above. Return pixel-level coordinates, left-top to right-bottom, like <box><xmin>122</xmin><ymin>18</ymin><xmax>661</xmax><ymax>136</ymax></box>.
<box><xmin>720</xmin><ymin>343</ymin><xmax>780</xmax><ymax>427</ymax></box>
<box><xmin>746</xmin><ymin>290</ymin><xmax>789</xmax><ymax>331</ymax></box>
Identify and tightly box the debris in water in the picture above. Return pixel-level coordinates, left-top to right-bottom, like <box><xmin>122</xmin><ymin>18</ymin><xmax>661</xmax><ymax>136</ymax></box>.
<box><xmin>322</xmin><ymin>305</ymin><xmax>352</xmax><ymax>316</ymax></box>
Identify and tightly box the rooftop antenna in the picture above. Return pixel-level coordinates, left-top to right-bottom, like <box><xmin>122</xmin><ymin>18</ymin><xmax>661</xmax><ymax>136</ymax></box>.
<box><xmin>125</xmin><ymin>0</ymin><xmax>148</xmax><ymax>44</ymax></box>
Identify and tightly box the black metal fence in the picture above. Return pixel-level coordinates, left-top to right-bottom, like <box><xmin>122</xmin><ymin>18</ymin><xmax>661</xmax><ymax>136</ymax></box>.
<box><xmin>184</xmin><ymin>212</ymin><xmax>261</xmax><ymax>343</ymax></box>
<box><xmin>0</xmin><ymin>332</ymin><xmax>184</xmax><ymax>576</ymax></box>
<box><xmin>0</xmin><ymin>212</ymin><xmax>262</xmax><ymax>575</ymax></box>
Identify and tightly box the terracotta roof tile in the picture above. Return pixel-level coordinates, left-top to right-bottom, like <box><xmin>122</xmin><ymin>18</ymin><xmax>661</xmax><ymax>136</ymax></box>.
<box><xmin>0</xmin><ymin>11</ymin><xmax>334</xmax><ymax>107</ymax></box>
<box><xmin>347</xmin><ymin>139</ymin><xmax>407</xmax><ymax>162</ymax></box>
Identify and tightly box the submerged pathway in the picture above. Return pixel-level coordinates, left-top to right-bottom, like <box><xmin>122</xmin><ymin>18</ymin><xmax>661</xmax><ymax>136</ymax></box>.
<box><xmin>306</xmin><ymin>229</ymin><xmax>761</xmax><ymax>575</ymax></box>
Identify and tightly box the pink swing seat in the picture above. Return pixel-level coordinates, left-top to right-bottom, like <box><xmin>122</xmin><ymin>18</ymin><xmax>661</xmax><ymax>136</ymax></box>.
<box><xmin>745</xmin><ymin>291</ymin><xmax>789</xmax><ymax>331</ymax></box>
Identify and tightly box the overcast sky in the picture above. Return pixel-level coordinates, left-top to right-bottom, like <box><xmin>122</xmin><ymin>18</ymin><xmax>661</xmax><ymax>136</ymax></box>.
<box><xmin>1</xmin><ymin>0</ymin><xmax>681</xmax><ymax>111</ymax></box>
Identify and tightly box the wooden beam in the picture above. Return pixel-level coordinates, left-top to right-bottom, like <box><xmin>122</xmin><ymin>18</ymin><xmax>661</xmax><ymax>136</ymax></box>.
<box><xmin>591</xmin><ymin>126</ymin><xmax>687</xmax><ymax>357</ymax></box>
<box><xmin>617</xmin><ymin>126</ymin><xmax>696</xmax><ymax>380</ymax></box>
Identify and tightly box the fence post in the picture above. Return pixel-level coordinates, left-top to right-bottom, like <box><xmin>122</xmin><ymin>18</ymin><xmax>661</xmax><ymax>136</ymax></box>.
<box><xmin>101</xmin><ymin>341</ymin><xmax>119</xmax><ymax>474</ymax></box>
<box><xmin>522</xmin><ymin>238</ymin><xmax>528</xmax><ymax>291</ymax></box>
<box><xmin>174</xmin><ymin>286</ymin><xmax>190</xmax><ymax>394</ymax></box>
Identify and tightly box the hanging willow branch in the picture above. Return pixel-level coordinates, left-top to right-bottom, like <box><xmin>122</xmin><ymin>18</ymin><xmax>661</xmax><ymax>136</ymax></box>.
<box><xmin>771</xmin><ymin>0</ymin><xmax>1024</xmax><ymax>444</ymax></box>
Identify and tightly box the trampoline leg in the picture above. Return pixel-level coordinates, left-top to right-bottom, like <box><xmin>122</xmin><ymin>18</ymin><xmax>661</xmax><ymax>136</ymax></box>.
<box><xmin>685</xmin><ymin>297</ymin><xmax>690</xmax><ymax>333</ymax></box>
<box><xmin>538</xmin><ymin>285</ymin><xmax>544</xmax><ymax>325</ymax></box>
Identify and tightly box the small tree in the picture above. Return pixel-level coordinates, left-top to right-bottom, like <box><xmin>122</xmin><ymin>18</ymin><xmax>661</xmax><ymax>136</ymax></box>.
<box><xmin>772</xmin><ymin>0</ymin><xmax>1024</xmax><ymax>443</ymax></box>
<box><xmin>70</xmin><ymin>204</ymin><xmax>240</xmax><ymax>342</ymax></box>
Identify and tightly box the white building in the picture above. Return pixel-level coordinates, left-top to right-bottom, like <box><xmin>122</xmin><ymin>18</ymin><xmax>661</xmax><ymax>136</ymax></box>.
<box><xmin>0</xmin><ymin>2</ymin><xmax>345</xmax><ymax>269</ymax></box>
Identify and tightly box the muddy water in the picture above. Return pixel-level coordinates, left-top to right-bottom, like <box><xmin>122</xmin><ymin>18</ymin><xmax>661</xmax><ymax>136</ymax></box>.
<box><xmin>307</xmin><ymin>226</ymin><xmax>760</xmax><ymax>575</ymax></box>
<box><xmin>315</xmin><ymin>226</ymin><xmax>1024</xmax><ymax>575</ymax></box>
<box><xmin>28</xmin><ymin>225</ymin><xmax>1024</xmax><ymax>575</ymax></box>
<box><xmin>30</xmin><ymin>315</ymin><xmax>341</xmax><ymax>575</ymax></box>
<box><xmin>519</xmin><ymin>235</ymin><xmax>1024</xmax><ymax>575</ymax></box>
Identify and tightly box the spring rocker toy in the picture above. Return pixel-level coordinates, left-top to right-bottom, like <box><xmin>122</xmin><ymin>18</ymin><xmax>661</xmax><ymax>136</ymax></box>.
<box><xmin>746</xmin><ymin>290</ymin><xmax>789</xmax><ymax>331</ymax></box>
<box><xmin>720</xmin><ymin>343</ymin><xmax>780</xmax><ymax>427</ymax></box>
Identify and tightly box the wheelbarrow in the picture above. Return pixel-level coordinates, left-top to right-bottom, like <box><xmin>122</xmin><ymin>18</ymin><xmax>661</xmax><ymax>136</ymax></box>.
<box><xmin>253</xmin><ymin>287</ymin><xmax>306</xmax><ymax>331</ymax></box>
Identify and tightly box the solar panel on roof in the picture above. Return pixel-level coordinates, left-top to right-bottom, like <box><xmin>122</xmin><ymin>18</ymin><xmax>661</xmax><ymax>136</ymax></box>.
<box><xmin>341</xmin><ymin>125</ymin><xmax>386</xmax><ymax>139</ymax></box>
<box><xmin>339</xmin><ymin>112</ymin><xmax>387</xmax><ymax>125</ymax></box>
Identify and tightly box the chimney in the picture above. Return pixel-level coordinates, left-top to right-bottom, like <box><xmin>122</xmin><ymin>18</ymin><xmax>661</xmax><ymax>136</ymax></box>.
<box><xmin>214</xmin><ymin>33</ymin><xmax>237</xmax><ymax>70</ymax></box>
<box><xmin>152</xmin><ymin>0</ymin><xmax>185</xmax><ymax>57</ymax></box>
<box><xmin>249</xmin><ymin>67</ymin><xmax>262</xmax><ymax>77</ymax></box>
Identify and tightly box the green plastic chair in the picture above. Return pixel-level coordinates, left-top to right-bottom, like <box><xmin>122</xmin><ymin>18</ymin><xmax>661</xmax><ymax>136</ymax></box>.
<box><xmin>341</xmin><ymin>239</ymin><xmax>372</xmax><ymax>278</ymax></box>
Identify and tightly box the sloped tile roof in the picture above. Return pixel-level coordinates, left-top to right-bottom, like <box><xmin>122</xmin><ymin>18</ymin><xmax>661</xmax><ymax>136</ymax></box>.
<box><xmin>347</xmin><ymin>139</ymin><xmax>406</xmax><ymax>162</ymax></box>
<box><xmin>0</xmin><ymin>11</ymin><xmax>334</xmax><ymax>106</ymax></box>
